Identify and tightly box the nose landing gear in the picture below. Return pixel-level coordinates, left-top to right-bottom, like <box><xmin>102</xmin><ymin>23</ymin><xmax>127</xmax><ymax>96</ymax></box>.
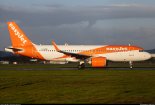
<box><xmin>129</xmin><ymin>61</ymin><xmax>133</xmax><ymax>69</ymax></box>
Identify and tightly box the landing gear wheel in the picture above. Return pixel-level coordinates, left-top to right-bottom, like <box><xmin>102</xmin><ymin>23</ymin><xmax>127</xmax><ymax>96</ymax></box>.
<box><xmin>78</xmin><ymin>63</ymin><xmax>85</xmax><ymax>69</ymax></box>
<box><xmin>129</xmin><ymin>61</ymin><xmax>133</xmax><ymax>69</ymax></box>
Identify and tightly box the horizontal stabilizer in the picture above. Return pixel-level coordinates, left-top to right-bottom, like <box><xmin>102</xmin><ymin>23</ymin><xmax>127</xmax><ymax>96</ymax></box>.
<box><xmin>5</xmin><ymin>47</ymin><xmax>23</xmax><ymax>52</ymax></box>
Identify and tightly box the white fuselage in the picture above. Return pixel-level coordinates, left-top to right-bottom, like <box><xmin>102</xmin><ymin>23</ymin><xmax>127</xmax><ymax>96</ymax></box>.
<box><xmin>32</xmin><ymin>45</ymin><xmax>151</xmax><ymax>62</ymax></box>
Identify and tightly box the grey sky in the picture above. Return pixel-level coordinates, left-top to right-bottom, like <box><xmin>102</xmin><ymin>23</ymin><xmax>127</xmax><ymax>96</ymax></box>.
<box><xmin>1</xmin><ymin>0</ymin><xmax>155</xmax><ymax>50</ymax></box>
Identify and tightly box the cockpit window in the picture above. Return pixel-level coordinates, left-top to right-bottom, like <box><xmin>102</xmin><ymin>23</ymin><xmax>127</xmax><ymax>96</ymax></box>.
<box><xmin>139</xmin><ymin>50</ymin><xmax>144</xmax><ymax>52</ymax></box>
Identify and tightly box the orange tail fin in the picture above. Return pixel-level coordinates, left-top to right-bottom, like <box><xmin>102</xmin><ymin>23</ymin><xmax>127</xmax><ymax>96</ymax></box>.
<box><xmin>7</xmin><ymin>22</ymin><xmax>33</xmax><ymax>48</ymax></box>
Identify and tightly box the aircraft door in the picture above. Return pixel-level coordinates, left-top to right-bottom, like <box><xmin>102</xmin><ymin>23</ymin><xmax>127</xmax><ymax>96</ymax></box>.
<box><xmin>32</xmin><ymin>47</ymin><xmax>37</xmax><ymax>58</ymax></box>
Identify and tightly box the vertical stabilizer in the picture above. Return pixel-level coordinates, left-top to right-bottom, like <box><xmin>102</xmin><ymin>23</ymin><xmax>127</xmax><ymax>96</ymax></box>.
<box><xmin>7</xmin><ymin>22</ymin><xmax>33</xmax><ymax>47</ymax></box>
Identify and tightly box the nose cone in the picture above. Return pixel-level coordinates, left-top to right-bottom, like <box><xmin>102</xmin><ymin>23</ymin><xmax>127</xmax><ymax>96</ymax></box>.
<box><xmin>143</xmin><ymin>52</ymin><xmax>151</xmax><ymax>60</ymax></box>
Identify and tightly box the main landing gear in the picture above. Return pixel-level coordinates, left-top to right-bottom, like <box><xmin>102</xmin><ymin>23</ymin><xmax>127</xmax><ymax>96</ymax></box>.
<box><xmin>78</xmin><ymin>61</ymin><xmax>86</xmax><ymax>69</ymax></box>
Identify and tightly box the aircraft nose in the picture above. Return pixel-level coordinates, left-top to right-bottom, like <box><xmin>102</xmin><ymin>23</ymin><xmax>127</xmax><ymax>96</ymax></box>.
<box><xmin>143</xmin><ymin>52</ymin><xmax>151</xmax><ymax>60</ymax></box>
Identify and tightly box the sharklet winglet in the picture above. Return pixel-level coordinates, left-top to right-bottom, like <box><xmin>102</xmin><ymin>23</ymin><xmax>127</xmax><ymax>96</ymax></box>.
<box><xmin>52</xmin><ymin>41</ymin><xmax>60</xmax><ymax>51</ymax></box>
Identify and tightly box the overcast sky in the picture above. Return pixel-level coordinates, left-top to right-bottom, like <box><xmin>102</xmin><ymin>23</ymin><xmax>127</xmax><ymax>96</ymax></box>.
<box><xmin>1</xmin><ymin>0</ymin><xmax>155</xmax><ymax>50</ymax></box>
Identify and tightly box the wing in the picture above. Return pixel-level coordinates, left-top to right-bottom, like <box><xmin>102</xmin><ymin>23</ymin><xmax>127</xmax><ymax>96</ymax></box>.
<box><xmin>52</xmin><ymin>41</ymin><xmax>91</xmax><ymax>60</ymax></box>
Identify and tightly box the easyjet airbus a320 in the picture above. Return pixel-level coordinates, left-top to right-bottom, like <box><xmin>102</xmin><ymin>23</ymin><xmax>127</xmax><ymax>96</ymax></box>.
<box><xmin>5</xmin><ymin>22</ymin><xmax>151</xmax><ymax>68</ymax></box>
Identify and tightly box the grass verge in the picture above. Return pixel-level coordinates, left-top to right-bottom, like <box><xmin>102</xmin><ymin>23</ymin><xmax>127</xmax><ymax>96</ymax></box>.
<box><xmin>0</xmin><ymin>68</ymin><xmax>155</xmax><ymax>104</ymax></box>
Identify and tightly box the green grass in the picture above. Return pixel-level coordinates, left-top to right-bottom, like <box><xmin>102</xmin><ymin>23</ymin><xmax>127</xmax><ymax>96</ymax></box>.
<box><xmin>0</xmin><ymin>67</ymin><xmax>155</xmax><ymax>104</ymax></box>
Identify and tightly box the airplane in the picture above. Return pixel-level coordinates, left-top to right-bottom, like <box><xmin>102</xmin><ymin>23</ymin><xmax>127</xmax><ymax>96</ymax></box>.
<box><xmin>5</xmin><ymin>21</ymin><xmax>151</xmax><ymax>69</ymax></box>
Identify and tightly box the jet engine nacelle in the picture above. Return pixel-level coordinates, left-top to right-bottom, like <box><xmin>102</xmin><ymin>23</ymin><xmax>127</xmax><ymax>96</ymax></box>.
<box><xmin>91</xmin><ymin>57</ymin><xmax>107</xmax><ymax>67</ymax></box>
